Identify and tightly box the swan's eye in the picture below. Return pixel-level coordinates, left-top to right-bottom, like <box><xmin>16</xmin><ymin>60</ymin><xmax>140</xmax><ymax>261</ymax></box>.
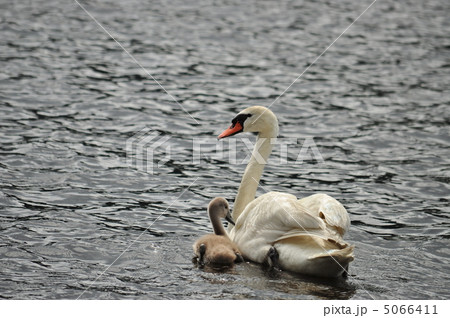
<box><xmin>231</xmin><ymin>113</ymin><xmax>252</xmax><ymax>127</ymax></box>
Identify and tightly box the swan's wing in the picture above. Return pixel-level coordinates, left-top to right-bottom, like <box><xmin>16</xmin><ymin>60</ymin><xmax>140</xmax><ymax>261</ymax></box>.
<box><xmin>275</xmin><ymin>229</ymin><xmax>334</xmax><ymax>243</ymax></box>
<box><xmin>298</xmin><ymin>193</ymin><xmax>351</xmax><ymax>236</ymax></box>
<box><xmin>230</xmin><ymin>192</ymin><xmax>327</xmax><ymax>262</ymax></box>
<box><xmin>234</xmin><ymin>192</ymin><xmax>326</xmax><ymax>233</ymax></box>
<box><xmin>229</xmin><ymin>192</ymin><xmax>353</xmax><ymax>275</ymax></box>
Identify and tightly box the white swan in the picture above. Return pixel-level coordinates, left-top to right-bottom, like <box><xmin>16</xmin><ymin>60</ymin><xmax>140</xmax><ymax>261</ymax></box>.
<box><xmin>218</xmin><ymin>106</ymin><xmax>354</xmax><ymax>277</ymax></box>
<box><xmin>193</xmin><ymin>197</ymin><xmax>243</xmax><ymax>266</ymax></box>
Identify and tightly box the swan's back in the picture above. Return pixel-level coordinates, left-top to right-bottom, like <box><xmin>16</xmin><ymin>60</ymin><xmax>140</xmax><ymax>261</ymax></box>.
<box><xmin>229</xmin><ymin>191</ymin><xmax>354</xmax><ymax>277</ymax></box>
<box><xmin>230</xmin><ymin>192</ymin><xmax>328</xmax><ymax>254</ymax></box>
<box><xmin>298</xmin><ymin>193</ymin><xmax>350</xmax><ymax>236</ymax></box>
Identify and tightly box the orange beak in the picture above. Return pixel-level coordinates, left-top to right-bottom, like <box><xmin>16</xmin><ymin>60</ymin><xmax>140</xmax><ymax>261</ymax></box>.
<box><xmin>218</xmin><ymin>122</ymin><xmax>243</xmax><ymax>139</ymax></box>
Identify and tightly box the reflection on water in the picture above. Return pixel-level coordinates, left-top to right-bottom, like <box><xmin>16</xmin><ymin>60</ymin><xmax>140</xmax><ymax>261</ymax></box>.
<box><xmin>0</xmin><ymin>0</ymin><xmax>449</xmax><ymax>299</ymax></box>
<box><xmin>192</xmin><ymin>254</ymin><xmax>357</xmax><ymax>300</ymax></box>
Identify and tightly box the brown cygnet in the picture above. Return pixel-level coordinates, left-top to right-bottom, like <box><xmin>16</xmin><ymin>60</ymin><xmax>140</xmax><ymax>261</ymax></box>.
<box><xmin>193</xmin><ymin>197</ymin><xmax>243</xmax><ymax>266</ymax></box>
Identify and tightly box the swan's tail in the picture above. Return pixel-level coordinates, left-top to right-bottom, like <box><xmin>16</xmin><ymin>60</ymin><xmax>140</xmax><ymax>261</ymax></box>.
<box><xmin>274</xmin><ymin>234</ymin><xmax>355</xmax><ymax>277</ymax></box>
<box><xmin>311</xmin><ymin>244</ymin><xmax>354</xmax><ymax>276</ymax></box>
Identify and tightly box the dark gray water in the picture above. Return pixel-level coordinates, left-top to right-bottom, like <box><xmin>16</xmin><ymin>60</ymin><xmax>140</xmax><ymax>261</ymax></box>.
<box><xmin>1</xmin><ymin>0</ymin><xmax>449</xmax><ymax>299</ymax></box>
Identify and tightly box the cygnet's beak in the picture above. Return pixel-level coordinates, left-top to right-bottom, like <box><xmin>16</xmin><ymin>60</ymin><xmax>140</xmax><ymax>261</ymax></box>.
<box><xmin>225</xmin><ymin>210</ymin><xmax>235</xmax><ymax>226</ymax></box>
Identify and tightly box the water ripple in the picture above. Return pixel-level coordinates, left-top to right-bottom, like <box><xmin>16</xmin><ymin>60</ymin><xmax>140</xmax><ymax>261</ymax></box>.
<box><xmin>0</xmin><ymin>0</ymin><xmax>449</xmax><ymax>299</ymax></box>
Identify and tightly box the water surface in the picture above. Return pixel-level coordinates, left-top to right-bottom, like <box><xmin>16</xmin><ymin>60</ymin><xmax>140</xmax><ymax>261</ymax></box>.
<box><xmin>0</xmin><ymin>0</ymin><xmax>449</xmax><ymax>299</ymax></box>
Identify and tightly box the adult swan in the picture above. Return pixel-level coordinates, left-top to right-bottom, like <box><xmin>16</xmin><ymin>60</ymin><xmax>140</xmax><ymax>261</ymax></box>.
<box><xmin>218</xmin><ymin>106</ymin><xmax>354</xmax><ymax>277</ymax></box>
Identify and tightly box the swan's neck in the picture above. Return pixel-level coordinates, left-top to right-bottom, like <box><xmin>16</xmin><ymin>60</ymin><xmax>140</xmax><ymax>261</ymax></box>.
<box><xmin>232</xmin><ymin>131</ymin><xmax>276</xmax><ymax>221</ymax></box>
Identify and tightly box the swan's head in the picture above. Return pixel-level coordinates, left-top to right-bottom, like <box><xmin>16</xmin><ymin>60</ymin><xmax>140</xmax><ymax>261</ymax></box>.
<box><xmin>218</xmin><ymin>106</ymin><xmax>279</xmax><ymax>139</ymax></box>
<box><xmin>208</xmin><ymin>197</ymin><xmax>235</xmax><ymax>225</ymax></box>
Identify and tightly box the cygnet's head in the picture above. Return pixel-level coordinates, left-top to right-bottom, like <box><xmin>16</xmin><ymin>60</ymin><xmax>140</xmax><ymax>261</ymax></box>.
<box><xmin>208</xmin><ymin>197</ymin><xmax>235</xmax><ymax>225</ymax></box>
